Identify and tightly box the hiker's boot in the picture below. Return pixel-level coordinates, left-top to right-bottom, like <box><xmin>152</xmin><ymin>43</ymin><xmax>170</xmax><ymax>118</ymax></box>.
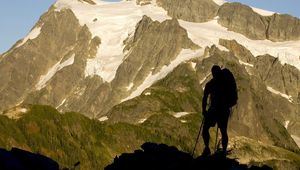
<box><xmin>220</xmin><ymin>149</ymin><xmax>227</xmax><ymax>157</ymax></box>
<box><xmin>201</xmin><ymin>147</ymin><xmax>211</xmax><ymax>157</ymax></box>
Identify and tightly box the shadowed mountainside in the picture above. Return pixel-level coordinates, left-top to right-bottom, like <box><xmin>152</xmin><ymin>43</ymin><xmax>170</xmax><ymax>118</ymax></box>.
<box><xmin>0</xmin><ymin>147</ymin><xmax>59</xmax><ymax>170</ymax></box>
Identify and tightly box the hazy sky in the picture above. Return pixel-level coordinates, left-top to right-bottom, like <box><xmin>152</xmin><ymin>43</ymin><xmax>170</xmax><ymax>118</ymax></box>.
<box><xmin>1</xmin><ymin>0</ymin><xmax>300</xmax><ymax>54</ymax></box>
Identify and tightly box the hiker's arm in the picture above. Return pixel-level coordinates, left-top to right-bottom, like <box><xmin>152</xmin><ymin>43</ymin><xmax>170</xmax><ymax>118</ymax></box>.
<box><xmin>202</xmin><ymin>85</ymin><xmax>209</xmax><ymax>116</ymax></box>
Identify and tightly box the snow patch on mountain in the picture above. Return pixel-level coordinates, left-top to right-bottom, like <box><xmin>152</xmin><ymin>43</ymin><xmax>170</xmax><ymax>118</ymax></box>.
<box><xmin>173</xmin><ymin>112</ymin><xmax>190</xmax><ymax>118</ymax></box>
<box><xmin>199</xmin><ymin>73</ymin><xmax>211</xmax><ymax>85</ymax></box>
<box><xmin>36</xmin><ymin>54</ymin><xmax>75</xmax><ymax>90</ymax></box>
<box><xmin>3</xmin><ymin>106</ymin><xmax>28</xmax><ymax>120</ymax></box>
<box><xmin>291</xmin><ymin>135</ymin><xmax>300</xmax><ymax>148</ymax></box>
<box><xmin>99</xmin><ymin>116</ymin><xmax>108</xmax><ymax>122</ymax></box>
<box><xmin>55</xmin><ymin>0</ymin><xmax>169</xmax><ymax>82</ymax></box>
<box><xmin>121</xmin><ymin>49</ymin><xmax>204</xmax><ymax>102</ymax></box>
<box><xmin>16</xmin><ymin>26</ymin><xmax>42</xmax><ymax>48</ymax></box>
<box><xmin>212</xmin><ymin>0</ymin><xmax>226</xmax><ymax>6</ymax></box>
<box><xmin>126</xmin><ymin>83</ymin><xmax>134</xmax><ymax>91</ymax></box>
<box><xmin>138</xmin><ymin>118</ymin><xmax>147</xmax><ymax>124</ymax></box>
<box><xmin>179</xmin><ymin>19</ymin><xmax>300</xmax><ymax>71</ymax></box>
<box><xmin>239</xmin><ymin>60</ymin><xmax>254</xmax><ymax>67</ymax></box>
<box><xmin>251</xmin><ymin>7</ymin><xmax>275</xmax><ymax>16</ymax></box>
<box><xmin>284</xmin><ymin>120</ymin><xmax>290</xmax><ymax>129</ymax></box>
<box><xmin>267</xmin><ymin>86</ymin><xmax>293</xmax><ymax>103</ymax></box>
<box><xmin>56</xmin><ymin>98</ymin><xmax>66</xmax><ymax>109</ymax></box>
<box><xmin>144</xmin><ymin>92</ymin><xmax>151</xmax><ymax>96</ymax></box>
<box><xmin>190</xmin><ymin>62</ymin><xmax>197</xmax><ymax>71</ymax></box>
<box><xmin>55</xmin><ymin>0</ymin><xmax>300</xmax><ymax>84</ymax></box>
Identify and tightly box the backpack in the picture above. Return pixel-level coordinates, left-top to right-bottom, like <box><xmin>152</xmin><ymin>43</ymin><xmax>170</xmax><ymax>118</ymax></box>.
<box><xmin>222</xmin><ymin>68</ymin><xmax>238</xmax><ymax>108</ymax></box>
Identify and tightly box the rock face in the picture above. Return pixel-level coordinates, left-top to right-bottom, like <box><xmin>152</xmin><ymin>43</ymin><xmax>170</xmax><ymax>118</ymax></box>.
<box><xmin>156</xmin><ymin>0</ymin><xmax>219</xmax><ymax>22</ymax></box>
<box><xmin>115</xmin><ymin>15</ymin><xmax>199</xmax><ymax>88</ymax></box>
<box><xmin>0</xmin><ymin>7</ymin><xmax>98</xmax><ymax>113</ymax></box>
<box><xmin>254</xmin><ymin>54</ymin><xmax>300</xmax><ymax>139</ymax></box>
<box><xmin>108</xmin><ymin>43</ymin><xmax>300</xmax><ymax>153</ymax></box>
<box><xmin>218</xmin><ymin>3</ymin><xmax>267</xmax><ymax>40</ymax></box>
<box><xmin>218</xmin><ymin>3</ymin><xmax>300</xmax><ymax>41</ymax></box>
<box><xmin>219</xmin><ymin>39</ymin><xmax>300</xmax><ymax>146</ymax></box>
<box><xmin>136</xmin><ymin>0</ymin><xmax>152</xmax><ymax>5</ymax></box>
<box><xmin>254</xmin><ymin>55</ymin><xmax>300</xmax><ymax>101</ymax></box>
<box><xmin>90</xmin><ymin>15</ymin><xmax>199</xmax><ymax>116</ymax></box>
<box><xmin>219</xmin><ymin>39</ymin><xmax>255</xmax><ymax>64</ymax></box>
<box><xmin>0</xmin><ymin>5</ymin><xmax>198</xmax><ymax>118</ymax></box>
<box><xmin>267</xmin><ymin>14</ymin><xmax>300</xmax><ymax>41</ymax></box>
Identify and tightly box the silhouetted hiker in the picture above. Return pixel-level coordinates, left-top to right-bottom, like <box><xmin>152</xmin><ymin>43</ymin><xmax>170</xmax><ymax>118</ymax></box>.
<box><xmin>201</xmin><ymin>65</ymin><xmax>237</xmax><ymax>156</ymax></box>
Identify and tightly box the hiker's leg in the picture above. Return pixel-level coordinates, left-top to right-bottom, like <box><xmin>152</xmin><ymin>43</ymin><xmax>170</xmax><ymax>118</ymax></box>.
<box><xmin>201</xmin><ymin>120</ymin><xmax>211</xmax><ymax>156</ymax></box>
<box><xmin>220</xmin><ymin>126</ymin><xmax>228</xmax><ymax>152</ymax></box>
<box><xmin>202</xmin><ymin>121</ymin><xmax>210</xmax><ymax>148</ymax></box>
<box><xmin>219</xmin><ymin>109</ymin><xmax>230</xmax><ymax>152</ymax></box>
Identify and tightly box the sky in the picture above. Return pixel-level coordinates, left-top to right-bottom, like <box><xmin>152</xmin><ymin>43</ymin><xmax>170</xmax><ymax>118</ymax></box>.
<box><xmin>1</xmin><ymin>0</ymin><xmax>300</xmax><ymax>54</ymax></box>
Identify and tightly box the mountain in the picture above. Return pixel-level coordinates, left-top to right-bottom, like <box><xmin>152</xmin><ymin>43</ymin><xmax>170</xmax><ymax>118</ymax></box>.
<box><xmin>0</xmin><ymin>0</ymin><xmax>300</xmax><ymax>169</ymax></box>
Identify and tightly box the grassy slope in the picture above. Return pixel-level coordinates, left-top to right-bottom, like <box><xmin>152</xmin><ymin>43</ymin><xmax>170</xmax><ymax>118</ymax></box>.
<box><xmin>0</xmin><ymin>105</ymin><xmax>206</xmax><ymax>169</ymax></box>
<box><xmin>0</xmin><ymin>105</ymin><xmax>299</xmax><ymax>170</ymax></box>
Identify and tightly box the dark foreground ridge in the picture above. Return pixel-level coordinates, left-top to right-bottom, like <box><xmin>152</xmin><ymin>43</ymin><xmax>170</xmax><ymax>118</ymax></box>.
<box><xmin>0</xmin><ymin>147</ymin><xmax>59</xmax><ymax>170</ymax></box>
<box><xmin>105</xmin><ymin>142</ymin><xmax>272</xmax><ymax>170</ymax></box>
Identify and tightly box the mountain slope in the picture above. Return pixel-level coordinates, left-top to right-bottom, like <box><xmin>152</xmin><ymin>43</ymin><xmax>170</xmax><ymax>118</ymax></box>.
<box><xmin>0</xmin><ymin>105</ymin><xmax>299</xmax><ymax>170</ymax></box>
<box><xmin>1</xmin><ymin>0</ymin><xmax>300</xmax><ymax>118</ymax></box>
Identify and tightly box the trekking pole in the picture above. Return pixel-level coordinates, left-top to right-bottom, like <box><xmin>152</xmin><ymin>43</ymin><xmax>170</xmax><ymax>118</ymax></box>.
<box><xmin>214</xmin><ymin>125</ymin><xmax>219</xmax><ymax>153</ymax></box>
<box><xmin>192</xmin><ymin>117</ymin><xmax>204</xmax><ymax>157</ymax></box>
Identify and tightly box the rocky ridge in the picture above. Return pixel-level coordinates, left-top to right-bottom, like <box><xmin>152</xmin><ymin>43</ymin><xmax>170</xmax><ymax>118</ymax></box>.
<box><xmin>144</xmin><ymin>0</ymin><xmax>300</xmax><ymax>42</ymax></box>
<box><xmin>217</xmin><ymin>2</ymin><xmax>300</xmax><ymax>41</ymax></box>
<box><xmin>0</xmin><ymin>7</ymin><xmax>98</xmax><ymax>113</ymax></box>
<box><xmin>155</xmin><ymin>0</ymin><xmax>219</xmax><ymax>23</ymax></box>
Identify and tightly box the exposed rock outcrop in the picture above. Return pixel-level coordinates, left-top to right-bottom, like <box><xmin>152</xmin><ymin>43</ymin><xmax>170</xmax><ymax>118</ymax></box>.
<box><xmin>267</xmin><ymin>14</ymin><xmax>300</xmax><ymax>41</ymax></box>
<box><xmin>218</xmin><ymin>2</ymin><xmax>300</xmax><ymax>41</ymax></box>
<box><xmin>217</xmin><ymin>3</ymin><xmax>268</xmax><ymax>40</ymax></box>
<box><xmin>136</xmin><ymin>0</ymin><xmax>152</xmax><ymax>5</ymax></box>
<box><xmin>115</xmin><ymin>15</ymin><xmax>199</xmax><ymax>87</ymax></box>
<box><xmin>91</xmin><ymin>15</ymin><xmax>199</xmax><ymax>116</ymax></box>
<box><xmin>254</xmin><ymin>55</ymin><xmax>300</xmax><ymax>100</ymax></box>
<box><xmin>219</xmin><ymin>39</ymin><xmax>255</xmax><ymax>64</ymax></box>
<box><xmin>156</xmin><ymin>0</ymin><xmax>219</xmax><ymax>22</ymax></box>
<box><xmin>219</xmin><ymin>39</ymin><xmax>300</xmax><ymax>148</ymax></box>
<box><xmin>0</xmin><ymin>7</ymin><xmax>98</xmax><ymax>113</ymax></box>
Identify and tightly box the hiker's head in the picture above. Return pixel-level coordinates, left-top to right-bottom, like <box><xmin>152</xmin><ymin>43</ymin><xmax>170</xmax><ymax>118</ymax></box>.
<box><xmin>211</xmin><ymin>65</ymin><xmax>221</xmax><ymax>79</ymax></box>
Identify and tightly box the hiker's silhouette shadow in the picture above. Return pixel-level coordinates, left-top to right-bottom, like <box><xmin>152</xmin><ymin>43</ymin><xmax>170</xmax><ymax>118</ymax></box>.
<box><xmin>105</xmin><ymin>142</ymin><xmax>272</xmax><ymax>170</ymax></box>
<box><xmin>0</xmin><ymin>147</ymin><xmax>59</xmax><ymax>170</ymax></box>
